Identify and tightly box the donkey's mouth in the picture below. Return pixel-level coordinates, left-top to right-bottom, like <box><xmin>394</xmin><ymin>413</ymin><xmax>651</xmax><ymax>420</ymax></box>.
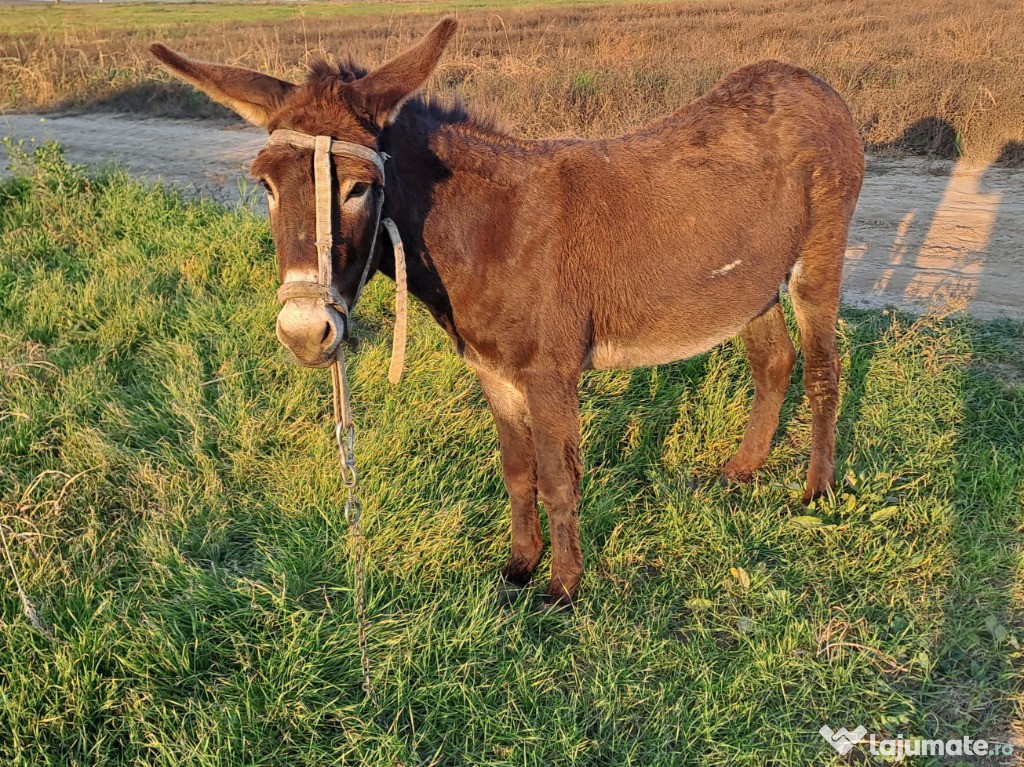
<box><xmin>284</xmin><ymin>349</ymin><xmax>337</xmax><ymax>369</ymax></box>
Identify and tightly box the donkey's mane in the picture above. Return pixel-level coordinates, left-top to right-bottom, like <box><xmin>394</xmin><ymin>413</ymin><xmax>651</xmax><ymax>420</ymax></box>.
<box><xmin>307</xmin><ymin>57</ymin><xmax>504</xmax><ymax>138</ymax></box>
<box><xmin>302</xmin><ymin>58</ymin><xmax>544</xmax><ymax>186</ymax></box>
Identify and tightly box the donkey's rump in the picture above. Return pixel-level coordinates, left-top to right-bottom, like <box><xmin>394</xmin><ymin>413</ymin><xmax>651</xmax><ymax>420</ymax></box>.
<box><xmin>563</xmin><ymin>61</ymin><xmax>861</xmax><ymax>369</ymax></box>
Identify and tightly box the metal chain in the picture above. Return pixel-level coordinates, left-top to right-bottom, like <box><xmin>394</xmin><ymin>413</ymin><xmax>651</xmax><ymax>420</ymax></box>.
<box><xmin>282</xmin><ymin>121</ymin><xmax>422</xmax><ymax>762</ymax></box>
<box><xmin>334</xmin><ymin>370</ymin><xmax>434</xmax><ymax>767</ymax></box>
<box><xmin>334</xmin><ymin>418</ymin><xmax>381</xmax><ymax>710</ymax></box>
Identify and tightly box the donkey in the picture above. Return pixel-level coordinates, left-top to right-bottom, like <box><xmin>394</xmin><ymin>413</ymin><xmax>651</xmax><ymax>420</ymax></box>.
<box><xmin>151</xmin><ymin>18</ymin><xmax>864</xmax><ymax>606</ymax></box>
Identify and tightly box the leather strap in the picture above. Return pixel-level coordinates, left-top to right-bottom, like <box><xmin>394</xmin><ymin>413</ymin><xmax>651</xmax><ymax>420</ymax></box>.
<box><xmin>312</xmin><ymin>135</ymin><xmax>334</xmax><ymax>287</ymax></box>
<box><xmin>276</xmin><ymin>281</ymin><xmax>349</xmax><ymax>314</ymax></box>
<box><xmin>383</xmin><ymin>218</ymin><xmax>407</xmax><ymax>386</ymax></box>
<box><xmin>267</xmin><ymin>129</ymin><xmax>387</xmax><ymax>181</ymax></box>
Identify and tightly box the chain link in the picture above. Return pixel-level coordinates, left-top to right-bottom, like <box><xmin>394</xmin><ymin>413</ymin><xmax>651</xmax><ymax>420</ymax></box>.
<box><xmin>336</xmin><ymin>422</ymin><xmax>358</xmax><ymax>493</ymax></box>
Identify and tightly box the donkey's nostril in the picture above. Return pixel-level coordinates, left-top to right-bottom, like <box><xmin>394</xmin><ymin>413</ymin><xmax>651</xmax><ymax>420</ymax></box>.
<box><xmin>320</xmin><ymin>319</ymin><xmax>340</xmax><ymax>352</ymax></box>
<box><xmin>319</xmin><ymin>317</ymin><xmax>340</xmax><ymax>354</ymax></box>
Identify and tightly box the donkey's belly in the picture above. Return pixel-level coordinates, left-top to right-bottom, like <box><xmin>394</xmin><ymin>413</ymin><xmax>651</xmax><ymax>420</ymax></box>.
<box><xmin>589</xmin><ymin>318</ymin><xmax>748</xmax><ymax>370</ymax></box>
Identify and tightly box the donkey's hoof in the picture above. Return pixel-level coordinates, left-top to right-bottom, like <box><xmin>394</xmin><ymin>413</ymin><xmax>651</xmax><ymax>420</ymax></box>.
<box><xmin>801</xmin><ymin>486</ymin><xmax>829</xmax><ymax>504</ymax></box>
<box><xmin>540</xmin><ymin>594</ymin><xmax>575</xmax><ymax>613</ymax></box>
<box><xmin>721</xmin><ymin>467</ymin><xmax>754</xmax><ymax>484</ymax></box>
<box><xmin>540</xmin><ymin>579</ymin><xmax>578</xmax><ymax>611</ymax></box>
<box><xmin>802</xmin><ymin>466</ymin><xmax>836</xmax><ymax>504</ymax></box>
<box><xmin>801</xmin><ymin>480</ymin><xmax>836</xmax><ymax>504</ymax></box>
<box><xmin>722</xmin><ymin>456</ymin><xmax>760</xmax><ymax>482</ymax></box>
<box><xmin>499</xmin><ymin>559</ymin><xmax>536</xmax><ymax>589</ymax></box>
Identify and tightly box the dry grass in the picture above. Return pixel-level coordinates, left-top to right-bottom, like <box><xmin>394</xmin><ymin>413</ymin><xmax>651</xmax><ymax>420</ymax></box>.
<box><xmin>1</xmin><ymin>0</ymin><xmax>1022</xmax><ymax>163</ymax></box>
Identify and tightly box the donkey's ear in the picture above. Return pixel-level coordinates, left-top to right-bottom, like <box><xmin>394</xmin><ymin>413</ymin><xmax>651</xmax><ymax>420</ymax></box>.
<box><xmin>149</xmin><ymin>44</ymin><xmax>294</xmax><ymax>128</ymax></box>
<box><xmin>350</xmin><ymin>18</ymin><xmax>457</xmax><ymax>129</ymax></box>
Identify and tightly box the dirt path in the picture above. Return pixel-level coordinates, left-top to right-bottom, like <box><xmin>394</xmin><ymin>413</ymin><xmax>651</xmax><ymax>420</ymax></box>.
<box><xmin>3</xmin><ymin>111</ymin><xmax>1022</xmax><ymax>321</ymax></box>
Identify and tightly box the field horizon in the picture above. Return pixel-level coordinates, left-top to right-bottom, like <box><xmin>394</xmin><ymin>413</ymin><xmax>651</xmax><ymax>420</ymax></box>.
<box><xmin>2</xmin><ymin>0</ymin><xmax>1023</xmax><ymax>165</ymax></box>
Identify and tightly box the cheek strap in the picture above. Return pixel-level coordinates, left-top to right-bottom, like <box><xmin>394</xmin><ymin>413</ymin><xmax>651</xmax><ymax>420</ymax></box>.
<box><xmin>383</xmin><ymin>218</ymin><xmax>407</xmax><ymax>387</ymax></box>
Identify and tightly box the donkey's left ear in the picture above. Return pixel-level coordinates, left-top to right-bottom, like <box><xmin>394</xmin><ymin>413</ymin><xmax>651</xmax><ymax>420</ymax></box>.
<box><xmin>350</xmin><ymin>17</ymin><xmax>457</xmax><ymax>129</ymax></box>
<box><xmin>149</xmin><ymin>44</ymin><xmax>294</xmax><ymax>127</ymax></box>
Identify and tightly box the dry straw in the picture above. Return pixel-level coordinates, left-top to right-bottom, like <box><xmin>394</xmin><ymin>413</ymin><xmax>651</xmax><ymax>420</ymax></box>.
<box><xmin>1</xmin><ymin>0</ymin><xmax>1022</xmax><ymax>163</ymax></box>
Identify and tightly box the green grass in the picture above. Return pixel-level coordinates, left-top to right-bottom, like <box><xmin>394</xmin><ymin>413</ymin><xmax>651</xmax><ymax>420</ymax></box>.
<box><xmin>1</xmin><ymin>142</ymin><xmax>1022</xmax><ymax>765</ymax></box>
<box><xmin>0</xmin><ymin>0</ymin><xmax>635</xmax><ymax>35</ymax></box>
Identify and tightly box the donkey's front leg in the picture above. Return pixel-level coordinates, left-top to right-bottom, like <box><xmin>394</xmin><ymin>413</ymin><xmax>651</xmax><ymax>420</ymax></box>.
<box><xmin>525</xmin><ymin>375</ymin><xmax>583</xmax><ymax>607</ymax></box>
<box><xmin>476</xmin><ymin>370</ymin><xmax>543</xmax><ymax>591</ymax></box>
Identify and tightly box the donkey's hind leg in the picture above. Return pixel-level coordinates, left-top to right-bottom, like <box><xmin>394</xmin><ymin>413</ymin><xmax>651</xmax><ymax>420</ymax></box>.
<box><xmin>723</xmin><ymin>302</ymin><xmax>797</xmax><ymax>480</ymax></box>
<box><xmin>789</xmin><ymin>222</ymin><xmax>847</xmax><ymax>503</ymax></box>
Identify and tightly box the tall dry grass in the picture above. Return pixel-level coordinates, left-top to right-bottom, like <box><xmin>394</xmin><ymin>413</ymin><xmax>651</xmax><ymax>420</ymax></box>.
<box><xmin>2</xmin><ymin>0</ymin><xmax>1022</xmax><ymax>163</ymax></box>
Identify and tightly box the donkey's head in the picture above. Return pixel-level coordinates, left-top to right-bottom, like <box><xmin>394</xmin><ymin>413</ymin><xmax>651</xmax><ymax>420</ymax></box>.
<box><xmin>150</xmin><ymin>19</ymin><xmax>456</xmax><ymax>367</ymax></box>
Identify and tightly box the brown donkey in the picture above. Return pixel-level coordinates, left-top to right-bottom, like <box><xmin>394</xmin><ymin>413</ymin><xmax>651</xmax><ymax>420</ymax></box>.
<box><xmin>151</xmin><ymin>19</ymin><xmax>864</xmax><ymax>606</ymax></box>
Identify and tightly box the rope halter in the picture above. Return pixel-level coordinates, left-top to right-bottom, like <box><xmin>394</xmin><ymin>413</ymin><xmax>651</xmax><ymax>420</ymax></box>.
<box><xmin>265</xmin><ymin>128</ymin><xmax>408</xmax><ymax>388</ymax></box>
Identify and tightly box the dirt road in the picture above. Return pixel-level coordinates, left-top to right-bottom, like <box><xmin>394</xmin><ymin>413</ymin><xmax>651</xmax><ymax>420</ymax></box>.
<box><xmin>3</xmin><ymin>112</ymin><xmax>1022</xmax><ymax>320</ymax></box>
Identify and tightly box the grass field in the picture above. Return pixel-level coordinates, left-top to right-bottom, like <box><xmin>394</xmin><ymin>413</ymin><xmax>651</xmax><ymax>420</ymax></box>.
<box><xmin>2</xmin><ymin>0</ymin><xmax>1023</xmax><ymax>164</ymax></box>
<box><xmin>2</xmin><ymin>141</ymin><xmax>1023</xmax><ymax>765</ymax></box>
<box><xmin>0</xmin><ymin>0</ymin><xmax>628</xmax><ymax>33</ymax></box>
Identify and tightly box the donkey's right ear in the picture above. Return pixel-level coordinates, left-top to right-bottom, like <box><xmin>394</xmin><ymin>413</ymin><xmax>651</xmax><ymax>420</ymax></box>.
<box><xmin>149</xmin><ymin>44</ymin><xmax>294</xmax><ymax>128</ymax></box>
<box><xmin>349</xmin><ymin>18</ymin><xmax>457</xmax><ymax>129</ymax></box>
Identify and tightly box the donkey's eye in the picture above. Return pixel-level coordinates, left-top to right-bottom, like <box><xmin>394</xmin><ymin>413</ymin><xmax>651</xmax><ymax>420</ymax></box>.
<box><xmin>259</xmin><ymin>179</ymin><xmax>273</xmax><ymax>197</ymax></box>
<box><xmin>347</xmin><ymin>182</ymin><xmax>369</xmax><ymax>200</ymax></box>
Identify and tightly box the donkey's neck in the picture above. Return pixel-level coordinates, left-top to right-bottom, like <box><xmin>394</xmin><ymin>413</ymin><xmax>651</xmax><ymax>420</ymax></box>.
<box><xmin>432</xmin><ymin>122</ymin><xmax>537</xmax><ymax>185</ymax></box>
<box><xmin>379</xmin><ymin>110</ymin><xmax>536</xmax><ymax>350</ymax></box>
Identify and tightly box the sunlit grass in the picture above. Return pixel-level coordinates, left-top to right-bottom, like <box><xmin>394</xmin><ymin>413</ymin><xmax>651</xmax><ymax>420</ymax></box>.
<box><xmin>1</xmin><ymin>143</ymin><xmax>1022</xmax><ymax>765</ymax></box>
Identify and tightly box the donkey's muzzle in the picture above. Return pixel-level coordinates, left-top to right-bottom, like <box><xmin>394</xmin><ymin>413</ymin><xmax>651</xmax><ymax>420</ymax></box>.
<box><xmin>276</xmin><ymin>299</ymin><xmax>345</xmax><ymax>368</ymax></box>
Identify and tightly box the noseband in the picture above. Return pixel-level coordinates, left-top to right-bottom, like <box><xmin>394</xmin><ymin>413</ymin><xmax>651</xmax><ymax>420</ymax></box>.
<box><xmin>265</xmin><ymin>128</ymin><xmax>407</xmax><ymax>385</ymax></box>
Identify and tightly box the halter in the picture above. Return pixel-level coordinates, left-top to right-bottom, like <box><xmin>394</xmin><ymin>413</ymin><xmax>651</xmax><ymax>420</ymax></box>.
<box><xmin>265</xmin><ymin>128</ymin><xmax>408</xmax><ymax>387</ymax></box>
